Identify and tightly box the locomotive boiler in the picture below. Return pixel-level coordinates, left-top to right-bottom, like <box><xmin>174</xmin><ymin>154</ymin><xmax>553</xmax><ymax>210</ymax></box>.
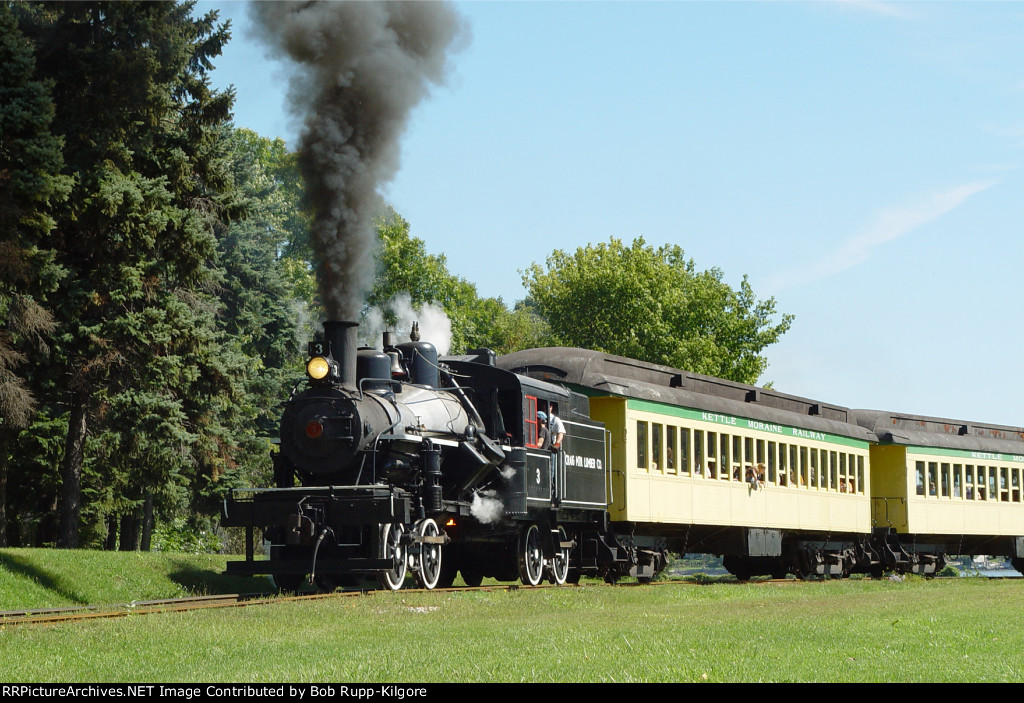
<box><xmin>223</xmin><ymin>320</ymin><xmax>625</xmax><ymax>591</ymax></box>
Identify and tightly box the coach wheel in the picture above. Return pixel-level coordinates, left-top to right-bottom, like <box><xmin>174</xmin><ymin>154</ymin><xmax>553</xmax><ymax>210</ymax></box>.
<box><xmin>518</xmin><ymin>524</ymin><xmax>544</xmax><ymax>586</ymax></box>
<box><xmin>414</xmin><ymin>518</ymin><xmax>443</xmax><ymax>590</ymax></box>
<box><xmin>377</xmin><ymin>522</ymin><xmax>407</xmax><ymax>591</ymax></box>
<box><xmin>548</xmin><ymin>527</ymin><xmax>570</xmax><ymax>585</ymax></box>
<box><xmin>272</xmin><ymin>573</ymin><xmax>304</xmax><ymax>593</ymax></box>
<box><xmin>796</xmin><ymin>554</ymin><xmax>819</xmax><ymax>581</ymax></box>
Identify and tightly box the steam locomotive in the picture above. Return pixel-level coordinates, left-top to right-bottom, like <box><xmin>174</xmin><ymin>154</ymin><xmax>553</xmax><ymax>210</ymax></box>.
<box><xmin>223</xmin><ymin>320</ymin><xmax>645</xmax><ymax>591</ymax></box>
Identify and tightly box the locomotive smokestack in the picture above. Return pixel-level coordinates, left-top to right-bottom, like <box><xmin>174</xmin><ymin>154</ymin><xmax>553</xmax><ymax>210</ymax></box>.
<box><xmin>324</xmin><ymin>320</ymin><xmax>358</xmax><ymax>388</ymax></box>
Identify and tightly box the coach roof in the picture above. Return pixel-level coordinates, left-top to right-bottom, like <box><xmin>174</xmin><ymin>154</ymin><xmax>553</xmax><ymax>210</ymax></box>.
<box><xmin>497</xmin><ymin>347</ymin><xmax>874</xmax><ymax>443</ymax></box>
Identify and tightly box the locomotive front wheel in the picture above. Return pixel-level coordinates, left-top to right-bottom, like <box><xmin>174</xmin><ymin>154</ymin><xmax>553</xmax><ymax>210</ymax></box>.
<box><xmin>377</xmin><ymin>522</ymin><xmax>407</xmax><ymax>591</ymax></box>
<box><xmin>518</xmin><ymin>524</ymin><xmax>544</xmax><ymax>586</ymax></box>
<box><xmin>414</xmin><ymin>518</ymin><xmax>443</xmax><ymax>590</ymax></box>
<box><xmin>548</xmin><ymin>527</ymin><xmax>570</xmax><ymax>585</ymax></box>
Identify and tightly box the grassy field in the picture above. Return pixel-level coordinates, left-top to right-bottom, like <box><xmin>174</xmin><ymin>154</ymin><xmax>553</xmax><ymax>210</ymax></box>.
<box><xmin>2</xmin><ymin>550</ymin><xmax>1024</xmax><ymax>683</ymax></box>
<box><xmin>0</xmin><ymin>548</ymin><xmax>273</xmax><ymax>609</ymax></box>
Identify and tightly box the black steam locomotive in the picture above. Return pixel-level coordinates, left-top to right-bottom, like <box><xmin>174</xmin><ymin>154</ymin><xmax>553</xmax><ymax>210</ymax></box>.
<box><xmin>223</xmin><ymin>321</ymin><xmax>643</xmax><ymax>590</ymax></box>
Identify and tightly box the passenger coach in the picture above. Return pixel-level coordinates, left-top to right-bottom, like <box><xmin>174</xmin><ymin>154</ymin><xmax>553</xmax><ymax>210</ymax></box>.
<box><xmin>854</xmin><ymin>410</ymin><xmax>1024</xmax><ymax>575</ymax></box>
<box><xmin>499</xmin><ymin>348</ymin><xmax>879</xmax><ymax>579</ymax></box>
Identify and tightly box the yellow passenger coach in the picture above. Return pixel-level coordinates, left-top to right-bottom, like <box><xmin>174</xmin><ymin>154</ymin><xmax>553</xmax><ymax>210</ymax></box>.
<box><xmin>500</xmin><ymin>348</ymin><xmax>878</xmax><ymax>579</ymax></box>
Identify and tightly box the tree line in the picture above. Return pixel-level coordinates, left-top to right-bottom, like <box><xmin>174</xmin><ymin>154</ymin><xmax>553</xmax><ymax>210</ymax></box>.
<box><xmin>0</xmin><ymin>2</ymin><xmax>791</xmax><ymax>551</ymax></box>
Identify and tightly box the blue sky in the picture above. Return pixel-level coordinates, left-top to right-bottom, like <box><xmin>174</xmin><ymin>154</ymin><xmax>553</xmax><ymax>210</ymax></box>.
<box><xmin>199</xmin><ymin>1</ymin><xmax>1024</xmax><ymax>427</ymax></box>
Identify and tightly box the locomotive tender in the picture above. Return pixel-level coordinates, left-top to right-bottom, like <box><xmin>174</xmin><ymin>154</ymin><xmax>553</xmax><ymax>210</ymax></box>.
<box><xmin>225</xmin><ymin>322</ymin><xmax>1024</xmax><ymax>588</ymax></box>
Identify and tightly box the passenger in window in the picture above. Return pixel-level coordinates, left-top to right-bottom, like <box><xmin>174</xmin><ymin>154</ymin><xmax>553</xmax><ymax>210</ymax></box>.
<box><xmin>744</xmin><ymin>465</ymin><xmax>756</xmax><ymax>486</ymax></box>
<box><xmin>548</xmin><ymin>405</ymin><xmax>565</xmax><ymax>451</ymax></box>
<box><xmin>537</xmin><ymin>411</ymin><xmax>550</xmax><ymax>450</ymax></box>
<box><xmin>755</xmin><ymin>463</ymin><xmax>766</xmax><ymax>487</ymax></box>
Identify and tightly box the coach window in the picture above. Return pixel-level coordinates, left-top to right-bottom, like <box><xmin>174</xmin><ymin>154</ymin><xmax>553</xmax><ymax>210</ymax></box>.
<box><xmin>988</xmin><ymin>468</ymin><xmax>997</xmax><ymax>502</ymax></box>
<box><xmin>666</xmin><ymin>425</ymin><xmax>676</xmax><ymax>474</ymax></box>
<box><xmin>721</xmin><ymin>433</ymin><xmax>733</xmax><ymax>480</ymax></box>
<box><xmin>707</xmin><ymin>431</ymin><xmax>717</xmax><ymax>479</ymax></box>
<box><xmin>927</xmin><ymin>462</ymin><xmax>938</xmax><ymax>497</ymax></box>
<box><xmin>790</xmin><ymin>445</ymin><xmax>800</xmax><ymax>488</ymax></box>
<box><xmin>778</xmin><ymin>443</ymin><xmax>789</xmax><ymax>486</ymax></box>
<box><xmin>679</xmin><ymin>428</ymin><xmax>690</xmax><ymax>476</ymax></box>
<box><xmin>953</xmin><ymin>465</ymin><xmax>963</xmax><ymax>498</ymax></box>
<box><xmin>916</xmin><ymin>461</ymin><xmax>925</xmax><ymax>497</ymax></box>
<box><xmin>940</xmin><ymin>463</ymin><xmax>951</xmax><ymax>498</ymax></box>
<box><xmin>1000</xmin><ymin>467</ymin><xmax>1009</xmax><ymax>502</ymax></box>
<box><xmin>857</xmin><ymin>456</ymin><xmax>864</xmax><ymax>494</ymax></box>
<box><xmin>694</xmin><ymin>430</ymin><xmax>704</xmax><ymax>477</ymax></box>
<box><xmin>652</xmin><ymin>423</ymin><xmax>663</xmax><ymax>472</ymax></box>
<box><xmin>1013</xmin><ymin>468</ymin><xmax>1021</xmax><ymax>502</ymax></box>
<box><xmin>636</xmin><ymin>421</ymin><xmax>648</xmax><ymax>470</ymax></box>
<box><xmin>733</xmin><ymin>435</ymin><xmax>743</xmax><ymax>480</ymax></box>
<box><xmin>965</xmin><ymin>466</ymin><xmax>975</xmax><ymax>499</ymax></box>
<box><xmin>808</xmin><ymin>448</ymin><xmax>819</xmax><ymax>489</ymax></box>
<box><xmin>767</xmin><ymin>441</ymin><xmax>777</xmax><ymax>484</ymax></box>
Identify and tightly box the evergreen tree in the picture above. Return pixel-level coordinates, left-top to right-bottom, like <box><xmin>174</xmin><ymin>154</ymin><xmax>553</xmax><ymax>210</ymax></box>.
<box><xmin>10</xmin><ymin>2</ymin><xmax>238</xmax><ymax>547</ymax></box>
<box><xmin>0</xmin><ymin>4</ymin><xmax>70</xmax><ymax>545</ymax></box>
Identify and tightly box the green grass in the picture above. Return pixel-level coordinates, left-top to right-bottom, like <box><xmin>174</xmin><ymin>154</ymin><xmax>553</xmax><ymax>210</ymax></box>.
<box><xmin>0</xmin><ymin>548</ymin><xmax>273</xmax><ymax>610</ymax></box>
<box><xmin>2</xmin><ymin>575</ymin><xmax>1024</xmax><ymax>682</ymax></box>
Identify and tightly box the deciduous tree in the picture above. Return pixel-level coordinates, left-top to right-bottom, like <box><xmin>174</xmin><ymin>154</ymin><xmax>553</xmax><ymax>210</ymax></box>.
<box><xmin>523</xmin><ymin>237</ymin><xmax>792</xmax><ymax>385</ymax></box>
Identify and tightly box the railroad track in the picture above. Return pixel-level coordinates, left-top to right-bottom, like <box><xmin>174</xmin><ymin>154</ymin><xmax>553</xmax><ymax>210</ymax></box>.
<box><xmin>0</xmin><ymin>582</ymin><xmax>550</xmax><ymax>627</ymax></box>
<box><xmin>0</xmin><ymin>576</ymin><xmax>909</xmax><ymax>627</ymax></box>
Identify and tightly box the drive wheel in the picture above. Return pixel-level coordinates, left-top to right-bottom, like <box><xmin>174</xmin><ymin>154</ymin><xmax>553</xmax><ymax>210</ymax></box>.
<box><xmin>414</xmin><ymin>518</ymin><xmax>443</xmax><ymax>589</ymax></box>
<box><xmin>377</xmin><ymin>522</ymin><xmax>407</xmax><ymax>591</ymax></box>
<box><xmin>518</xmin><ymin>524</ymin><xmax>544</xmax><ymax>586</ymax></box>
<box><xmin>460</xmin><ymin>569</ymin><xmax>483</xmax><ymax>587</ymax></box>
<box><xmin>548</xmin><ymin>527</ymin><xmax>570</xmax><ymax>585</ymax></box>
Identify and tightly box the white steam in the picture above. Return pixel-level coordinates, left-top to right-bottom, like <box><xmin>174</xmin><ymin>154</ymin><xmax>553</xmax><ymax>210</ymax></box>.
<box><xmin>469</xmin><ymin>490</ymin><xmax>504</xmax><ymax>525</ymax></box>
<box><xmin>360</xmin><ymin>292</ymin><xmax>452</xmax><ymax>354</ymax></box>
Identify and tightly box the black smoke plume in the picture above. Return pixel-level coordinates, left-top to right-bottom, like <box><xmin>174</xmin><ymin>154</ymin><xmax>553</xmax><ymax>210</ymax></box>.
<box><xmin>249</xmin><ymin>1</ymin><xmax>465</xmax><ymax>319</ymax></box>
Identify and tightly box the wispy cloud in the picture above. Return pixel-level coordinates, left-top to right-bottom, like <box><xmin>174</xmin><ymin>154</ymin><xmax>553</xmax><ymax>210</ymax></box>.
<box><xmin>764</xmin><ymin>181</ymin><xmax>997</xmax><ymax>294</ymax></box>
<box><xmin>830</xmin><ymin>0</ymin><xmax>919</xmax><ymax>20</ymax></box>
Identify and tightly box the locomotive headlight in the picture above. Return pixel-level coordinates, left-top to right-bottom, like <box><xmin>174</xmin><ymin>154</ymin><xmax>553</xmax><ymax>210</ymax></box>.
<box><xmin>307</xmin><ymin>356</ymin><xmax>330</xmax><ymax>380</ymax></box>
